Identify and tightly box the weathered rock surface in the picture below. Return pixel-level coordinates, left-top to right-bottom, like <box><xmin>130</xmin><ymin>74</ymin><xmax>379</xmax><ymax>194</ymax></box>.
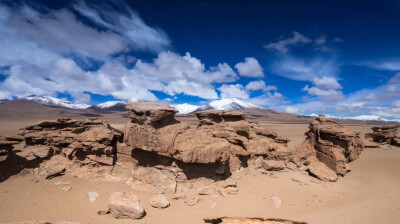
<box><xmin>108</xmin><ymin>192</ymin><xmax>145</xmax><ymax>219</ymax></box>
<box><xmin>293</xmin><ymin>115</ymin><xmax>364</xmax><ymax>176</ymax></box>
<box><xmin>150</xmin><ymin>194</ymin><xmax>170</xmax><ymax>208</ymax></box>
<box><xmin>365</xmin><ymin>125</ymin><xmax>400</xmax><ymax>147</ymax></box>
<box><xmin>19</xmin><ymin>117</ymin><xmax>123</xmax><ymax>165</ymax></box>
<box><xmin>0</xmin><ymin>135</ymin><xmax>23</xmax><ymax>162</ymax></box>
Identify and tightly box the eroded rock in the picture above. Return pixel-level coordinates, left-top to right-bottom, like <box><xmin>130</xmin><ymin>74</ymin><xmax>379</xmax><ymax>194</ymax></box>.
<box><xmin>293</xmin><ymin>115</ymin><xmax>364</xmax><ymax>177</ymax></box>
<box><xmin>365</xmin><ymin>125</ymin><xmax>400</xmax><ymax>147</ymax></box>
<box><xmin>18</xmin><ymin>117</ymin><xmax>123</xmax><ymax>166</ymax></box>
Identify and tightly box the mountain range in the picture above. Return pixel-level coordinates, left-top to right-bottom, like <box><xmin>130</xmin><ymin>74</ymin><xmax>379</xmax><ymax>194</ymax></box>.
<box><xmin>0</xmin><ymin>95</ymin><xmax>398</xmax><ymax>122</ymax></box>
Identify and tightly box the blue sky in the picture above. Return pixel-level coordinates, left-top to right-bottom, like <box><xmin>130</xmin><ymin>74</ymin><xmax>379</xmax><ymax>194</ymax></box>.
<box><xmin>0</xmin><ymin>0</ymin><xmax>399</xmax><ymax>118</ymax></box>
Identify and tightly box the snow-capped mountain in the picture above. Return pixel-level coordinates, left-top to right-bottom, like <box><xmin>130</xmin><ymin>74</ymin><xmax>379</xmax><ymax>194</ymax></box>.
<box><xmin>206</xmin><ymin>98</ymin><xmax>260</xmax><ymax>110</ymax></box>
<box><xmin>171</xmin><ymin>103</ymin><xmax>200</xmax><ymax>114</ymax></box>
<box><xmin>23</xmin><ymin>95</ymin><xmax>91</xmax><ymax>109</ymax></box>
<box><xmin>95</xmin><ymin>101</ymin><xmax>127</xmax><ymax>108</ymax></box>
<box><xmin>172</xmin><ymin>98</ymin><xmax>260</xmax><ymax>114</ymax></box>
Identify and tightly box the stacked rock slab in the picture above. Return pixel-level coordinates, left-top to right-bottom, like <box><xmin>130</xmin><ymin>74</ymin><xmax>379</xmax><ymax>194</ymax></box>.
<box><xmin>293</xmin><ymin>115</ymin><xmax>364</xmax><ymax>177</ymax></box>
<box><xmin>0</xmin><ymin>135</ymin><xmax>23</xmax><ymax>162</ymax></box>
<box><xmin>18</xmin><ymin>117</ymin><xmax>123</xmax><ymax>165</ymax></box>
<box><xmin>365</xmin><ymin>125</ymin><xmax>400</xmax><ymax>146</ymax></box>
<box><xmin>124</xmin><ymin>102</ymin><xmax>291</xmax><ymax>177</ymax></box>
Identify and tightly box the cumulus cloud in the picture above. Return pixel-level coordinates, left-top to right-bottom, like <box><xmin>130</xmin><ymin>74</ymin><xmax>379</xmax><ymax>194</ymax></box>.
<box><xmin>302</xmin><ymin>85</ymin><xmax>345</xmax><ymax>102</ymax></box>
<box><xmin>218</xmin><ymin>84</ymin><xmax>249</xmax><ymax>99</ymax></box>
<box><xmin>264</xmin><ymin>31</ymin><xmax>312</xmax><ymax>53</ymax></box>
<box><xmin>234</xmin><ymin>57</ymin><xmax>264</xmax><ymax>77</ymax></box>
<box><xmin>135</xmin><ymin>51</ymin><xmax>237</xmax><ymax>84</ymax></box>
<box><xmin>245</xmin><ymin>80</ymin><xmax>277</xmax><ymax>92</ymax></box>
<box><xmin>312</xmin><ymin>76</ymin><xmax>343</xmax><ymax>90</ymax></box>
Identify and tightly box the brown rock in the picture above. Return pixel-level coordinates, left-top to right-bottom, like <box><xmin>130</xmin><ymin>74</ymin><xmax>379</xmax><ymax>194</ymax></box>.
<box><xmin>307</xmin><ymin>161</ymin><xmax>338</xmax><ymax>182</ymax></box>
<box><xmin>294</xmin><ymin>115</ymin><xmax>364</xmax><ymax>176</ymax></box>
<box><xmin>126</xmin><ymin>101</ymin><xmax>178</xmax><ymax>127</ymax></box>
<box><xmin>262</xmin><ymin>160</ymin><xmax>285</xmax><ymax>171</ymax></box>
<box><xmin>19</xmin><ymin>117</ymin><xmax>122</xmax><ymax>166</ymax></box>
<box><xmin>17</xmin><ymin>145</ymin><xmax>53</xmax><ymax>161</ymax></box>
<box><xmin>150</xmin><ymin>194</ymin><xmax>170</xmax><ymax>208</ymax></box>
<box><xmin>365</xmin><ymin>125</ymin><xmax>400</xmax><ymax>146</ymax></box>
<box><xmin>108</xmin><ymin>192</ymin><xmax>145</xmax><ymax>219</ymax></box>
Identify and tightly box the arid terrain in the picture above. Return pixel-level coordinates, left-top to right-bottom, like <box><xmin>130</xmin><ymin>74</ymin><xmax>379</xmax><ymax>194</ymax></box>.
<box><xmin>1</xmin><ymin>101</ymin><xmax>399</xmax><ymax>224</ymax></box>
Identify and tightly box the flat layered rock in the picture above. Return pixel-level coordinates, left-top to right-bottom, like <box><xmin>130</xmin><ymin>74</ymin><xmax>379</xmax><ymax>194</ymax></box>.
<box><xmin>307</xmin><ymin>161</ymin><xmax>338</xmax><ymax>182</ymax></box>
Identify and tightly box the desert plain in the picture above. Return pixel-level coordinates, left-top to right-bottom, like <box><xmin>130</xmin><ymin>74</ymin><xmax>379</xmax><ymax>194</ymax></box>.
<box><xmin>0</xmin><ymin>101</ymin><xmax>399</xmax><ymax>224</ymax></box>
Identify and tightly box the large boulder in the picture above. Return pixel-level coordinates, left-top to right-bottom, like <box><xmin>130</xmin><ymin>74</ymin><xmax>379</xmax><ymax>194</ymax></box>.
<box><xmin>108</xmin><ymin>192</ymin><xmax>145</xmax><ymax>219</ymax></box>
<box><xmin>365</xmin><ymin>125</ymin><xmax>400</xmax><ymax>147</ymax></box>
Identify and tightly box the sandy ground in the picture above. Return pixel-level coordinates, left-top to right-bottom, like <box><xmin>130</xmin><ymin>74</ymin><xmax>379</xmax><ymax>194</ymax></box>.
<box><xmin>1</xmin><ymin>112</ymin><xmax>400</xmax><ymax>223</ymax></box>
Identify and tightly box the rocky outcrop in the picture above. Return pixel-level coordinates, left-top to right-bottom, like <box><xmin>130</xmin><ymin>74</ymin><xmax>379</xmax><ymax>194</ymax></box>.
<box><xmin>122</xmin><ymin>102</ymin><xmax>292</xmax><ymax>192</ymax></box>
<box><xmin>19</xmin><ymin>117</ymin><xmax>123</xmax><ymax>165</ymax></box>
<box><xmin>365</xmin><ymin>125</ymin><xmax>400</xmax><ymax>147</ymax></box>
<box><xmin>293</xmin><ymin>115</ymin><xmax>364</xmax><ymax>179</ymax></box>
<box><xmin>0</xmin><ymin>135</ymin><xmax>23</xmax><ymax>162</ymax></box>
<box><xmin>123</xmin><ymin>102</ymin><xmax>291</xmax><ymax>190</ymax></box>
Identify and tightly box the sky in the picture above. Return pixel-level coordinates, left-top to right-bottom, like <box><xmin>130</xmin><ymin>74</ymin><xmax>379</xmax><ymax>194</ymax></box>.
<box><xmin>0</xmin><ymin>0</ymin><xmax>399</xmax><ymax>119</ymax></box>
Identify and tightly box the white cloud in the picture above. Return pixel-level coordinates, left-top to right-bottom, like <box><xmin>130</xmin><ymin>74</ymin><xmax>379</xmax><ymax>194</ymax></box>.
<box><xmin>312</xmin><ymin>76</ymin><xmax>343</xmax><ymax>90</ymax></box>
<box><xmin>272</xmin><ymin>57</ymin><xmax>338</xmax><ymax>81</ymax></box>
<box><xmin>302</xmin><ymin>85</ymin><xmax>345</xmax><ymax>102</ymax></box>
<box><xmin>135</xmin><ymin>51</ymin><xmax>237</xmax><ymax>84</ymax></box>
<box><xmin>165</xmin><ymin>80</ymin><xmax>218</xmax><ymax>99</ymax></box>
<box><xmin>234</xmin><ymin>57</ymin><xmax>264</xmax><ymax>77</ymax></box>
<box><xmin>218</xmin><ymin>84</ymin><xmax>249</xmax><ymax>99</ymax></box>
<box><xmin>245</xmin><ymin>80</ymin><xmax>277</xmax><ymax>92</ymax></box>
<box><xmin>361</xmin><ymin>59</ymin><xmax>400</xmax><ymax>71</ymax></box>
<box><xmin>73</xmin><ymin>1</ymin><xmax>170</xmax><ymax>53</ymax></box>
<box><xmin>264</xmin><ymin>31</ymin><xmax>312</xmax><ymax>53</ymax></box>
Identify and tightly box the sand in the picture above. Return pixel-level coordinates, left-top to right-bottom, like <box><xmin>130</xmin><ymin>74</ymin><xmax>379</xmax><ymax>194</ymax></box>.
<box><xmin>1</xmin><ymin>105</ymin><xmax>400</xmax><ymax>223</ymax></box>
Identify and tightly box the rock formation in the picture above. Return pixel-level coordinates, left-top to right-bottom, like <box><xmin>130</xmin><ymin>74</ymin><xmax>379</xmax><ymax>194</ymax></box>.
<box><xmin>0</xmin><ymin>135</ymin><xmax>23</xmax><ymax>162</ymax></box>
<box><xmin>365</xmin><ymin>125</ymin><xmax>400</xmax><ymax>146</ymax></box>
<box><xmin>123</xmin><ymin>102</ymin><xmax>291</xmax><ymax>192</ymax></box>
<box><xmin>292</xmin><ymin>115</ymin><xmax>364</xmax><ymax>180</ymax></box>
<box><xmin>18</xmin><ymin>117</ymin><xmax>123</xmax><ymax>166</ymax></box>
